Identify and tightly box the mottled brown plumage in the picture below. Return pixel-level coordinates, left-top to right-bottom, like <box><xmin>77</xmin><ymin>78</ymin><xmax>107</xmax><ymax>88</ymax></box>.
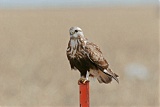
<box><xmin>66</xmin><ymin>27</ymin><xmax>119</xmax><ymax>84</ymax></box>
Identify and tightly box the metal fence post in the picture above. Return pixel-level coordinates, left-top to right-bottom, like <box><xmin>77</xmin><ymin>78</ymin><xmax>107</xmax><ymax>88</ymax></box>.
<box><xmin>79</xmin><ymin>82</ymin><xmax>90</xmax><ymax>107</ymax></box>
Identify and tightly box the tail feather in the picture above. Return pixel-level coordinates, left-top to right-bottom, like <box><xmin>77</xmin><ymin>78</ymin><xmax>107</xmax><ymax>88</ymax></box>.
<box><xmin>104</xmin><ymin>68</ymin><xmax>119</xmax><ymax>83</ymax></box>
<box><xmin>114</xmin><ymin>72</ymin><xmax>119</xmax><ymax>78</ymax></box>
<box><xmin>97</xmin><ymin>71</ymin><xmax>112</xmax><ymax>84</ymax></box>
<box><xmin>97</xmin><ymin>68</ymin><xmax>119</xmax><ymax>84</ymax></box>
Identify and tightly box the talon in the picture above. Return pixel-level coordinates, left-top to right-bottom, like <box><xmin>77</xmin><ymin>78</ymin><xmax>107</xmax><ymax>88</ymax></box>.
<box><xmin>78</xmin><ymin>77</ymin><xmax>89</xmax><ymax>85</ymax></box>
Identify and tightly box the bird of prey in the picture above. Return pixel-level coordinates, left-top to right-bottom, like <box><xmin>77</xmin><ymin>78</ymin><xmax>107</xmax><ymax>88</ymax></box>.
<box><xmin>66</xmin><ymin>27</ymin><xmax>119</xmax><ymax>85</ymax></box>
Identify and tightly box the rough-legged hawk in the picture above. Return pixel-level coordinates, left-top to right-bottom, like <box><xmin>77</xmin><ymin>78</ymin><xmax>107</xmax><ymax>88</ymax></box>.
<box><xmin>66</xmin><ymin>27</ymin><xmax>119</xmax><ymax>84</ymax></box>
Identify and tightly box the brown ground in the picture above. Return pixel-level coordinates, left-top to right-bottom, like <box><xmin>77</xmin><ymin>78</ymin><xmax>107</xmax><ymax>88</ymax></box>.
<box><xmin>0</xmin><ymin>5</ymin><xmax>159</xmax><ymax>107</ymax></box>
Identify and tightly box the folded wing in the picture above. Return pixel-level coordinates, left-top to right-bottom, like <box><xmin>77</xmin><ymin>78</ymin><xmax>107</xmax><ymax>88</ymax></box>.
<box><xmin>85</xmin><ymin>42</ymin><xmax>119</xmax><ymax>83</ymax></box>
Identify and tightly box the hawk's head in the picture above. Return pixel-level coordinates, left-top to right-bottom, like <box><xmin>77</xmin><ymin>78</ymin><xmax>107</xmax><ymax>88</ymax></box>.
<box><xmin>69</xmin><ymin>27</ymin><xmax>84</xmax><ymax>39</ymax></box>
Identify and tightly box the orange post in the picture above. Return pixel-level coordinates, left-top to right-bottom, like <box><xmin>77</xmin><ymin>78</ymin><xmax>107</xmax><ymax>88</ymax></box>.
<box><xmin>79</xmin><ymin>82</ymin><xmax>90</xmax><ymax>107</ymax></box>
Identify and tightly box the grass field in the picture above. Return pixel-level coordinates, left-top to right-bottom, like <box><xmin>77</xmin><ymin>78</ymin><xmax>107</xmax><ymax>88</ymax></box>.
<box><xmin>0</xmin><ymin>5</ymin><xmax>159</xmax><ymax>107</ymax></box>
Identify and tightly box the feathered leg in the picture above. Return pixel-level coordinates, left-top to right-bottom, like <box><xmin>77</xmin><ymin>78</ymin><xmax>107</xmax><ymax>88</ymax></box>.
<box><xmin>78</xmin><ymin>71</ymin><xmax>89</xmax><ymax>85</ymax></box>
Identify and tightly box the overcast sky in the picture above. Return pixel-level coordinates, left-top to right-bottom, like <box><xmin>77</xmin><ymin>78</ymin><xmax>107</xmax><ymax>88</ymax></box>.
<box><xmin>0</xmin><ymin>0</ymin><xmax>157</xmax><ymax>8</ymax></box>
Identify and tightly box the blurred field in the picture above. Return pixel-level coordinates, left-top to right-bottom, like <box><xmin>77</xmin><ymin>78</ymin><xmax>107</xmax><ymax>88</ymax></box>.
<box><xmin>0</xmin><ymin>5</ymin><xmax>159</xmax><ymax>107</ymax></box>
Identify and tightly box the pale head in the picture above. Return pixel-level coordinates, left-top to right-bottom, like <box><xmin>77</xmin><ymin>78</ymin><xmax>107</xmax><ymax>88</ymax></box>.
<box><xmin>69</xmin><ymin>27</ymin><xmax>84</xmax><ymax>39</ymax></box>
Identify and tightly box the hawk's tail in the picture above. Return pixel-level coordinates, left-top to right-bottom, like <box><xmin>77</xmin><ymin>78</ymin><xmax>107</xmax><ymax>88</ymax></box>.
<box><xmin>97</xmin><ymin>68</ymin><xmax>119</xmax><ymax>84</ymax></box>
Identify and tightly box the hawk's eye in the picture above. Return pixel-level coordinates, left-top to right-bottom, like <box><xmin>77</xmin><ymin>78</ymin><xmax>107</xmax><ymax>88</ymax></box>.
<box><xmin>75</xmin><ymin>30</ymin><xmax>78</xmax><ymax>32</ymax></box>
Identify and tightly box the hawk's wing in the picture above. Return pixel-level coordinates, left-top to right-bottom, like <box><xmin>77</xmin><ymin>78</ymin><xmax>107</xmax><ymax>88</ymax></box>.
<box><xmin>85</xmin><ymin>42</ymin><xmax>119</xmax><ymax>83</ymax></box>
<box><xmin>85</xmin><ymin>42</ymin><xmax>109</xmax><ymax>70</ymax></box>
